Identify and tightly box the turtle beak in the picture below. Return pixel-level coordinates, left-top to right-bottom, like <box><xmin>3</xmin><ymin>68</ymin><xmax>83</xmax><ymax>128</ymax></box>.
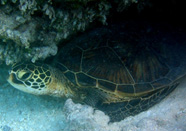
<box><xmin>7</xmin><ymin>72</ymin><xmax>26</xmax><ymax>92</ymax></box>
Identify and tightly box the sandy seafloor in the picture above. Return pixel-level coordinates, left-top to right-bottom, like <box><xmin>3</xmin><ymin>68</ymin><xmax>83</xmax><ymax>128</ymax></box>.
<box><xmin>0</xmin><ymin>64</ymin><xmax>186</xmax><ymax>131</ymax></box>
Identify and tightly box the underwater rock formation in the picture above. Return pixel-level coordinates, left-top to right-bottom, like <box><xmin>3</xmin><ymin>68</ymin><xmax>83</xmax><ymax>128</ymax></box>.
<box><xmin>0</xmin><ymin>4</ymin><xmax>58</xmax><ymax>64</ymax></box>
<box><xmin>0</xmin><ymin>0</ymin><xmax>184</xmax><ymax>65</ymax></box>
<box><xmin>0</xmin><ymin>0</ymin><xmax>138</xmax><ymax>65</ymax></box>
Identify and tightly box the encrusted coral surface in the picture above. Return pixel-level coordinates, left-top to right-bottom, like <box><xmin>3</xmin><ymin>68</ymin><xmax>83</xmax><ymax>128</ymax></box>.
<box><xmin>1</xmin><ymin>0</ymin><xmax>135</xmax><ymax>65</ymax></box>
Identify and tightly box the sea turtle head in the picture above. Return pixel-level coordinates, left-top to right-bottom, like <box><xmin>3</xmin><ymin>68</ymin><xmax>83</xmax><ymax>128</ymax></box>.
<box><xmin>7</xmin><ymin>62</ymin><xmax>52</xmax><ymax>95</ymax></box>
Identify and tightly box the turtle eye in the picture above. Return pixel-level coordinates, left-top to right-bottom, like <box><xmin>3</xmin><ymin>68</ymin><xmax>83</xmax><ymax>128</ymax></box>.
<box><xmin>17</xmin><ymin>70</ymin><xmax>32</xmax><ymax>81</ymax></box>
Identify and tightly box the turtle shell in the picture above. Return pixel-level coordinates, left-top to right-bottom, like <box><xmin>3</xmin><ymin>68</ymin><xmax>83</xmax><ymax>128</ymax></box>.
<box><xmin>53</xmin><ymin>24</ymin><xmax>186</xmax><ymax>98</ymax></box>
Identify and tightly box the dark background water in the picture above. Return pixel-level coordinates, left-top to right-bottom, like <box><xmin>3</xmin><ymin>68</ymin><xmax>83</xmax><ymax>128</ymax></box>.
<box><xmin>108</xmin><ymin>0</ymin><xmax>186</xmax><ymax>29</ymax></box>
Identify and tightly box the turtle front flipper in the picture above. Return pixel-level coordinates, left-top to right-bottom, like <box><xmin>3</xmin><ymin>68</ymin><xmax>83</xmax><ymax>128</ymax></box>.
<box><xmin>83</xmin><ymin>84</ymin><xmax>177</xmax><ymax>122</ymax></box>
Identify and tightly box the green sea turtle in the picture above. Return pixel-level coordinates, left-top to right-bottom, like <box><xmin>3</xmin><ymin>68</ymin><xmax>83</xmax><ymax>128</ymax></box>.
<box><xmin>7</xmin><ymin>24</ymin><xmax>186</xmax><ymax>122</ymax></box>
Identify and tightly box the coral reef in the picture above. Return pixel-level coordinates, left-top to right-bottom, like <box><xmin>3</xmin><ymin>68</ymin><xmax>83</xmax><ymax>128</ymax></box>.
<box><xmin>0</xmin><ymin>0</ymin><xmax>141</xmax><ymax>65</ymax></box>
<box><xmin>1</xmin><ymin>0</ymin><xmax>131</xmax><ymax>65</ymax></box>
<box><xmin>0</xmin><ymin>7</ymin><xmax>58</xmax><ymax>64</ymax></box>
<box><xmin>0</xmin><ymin>4</ymin><xmax>57</xmax><ymax>64</ymax></box>
<box><xmin>0</xmin><ymin>0</ymin><xmax>184</xmax><ymax>65</ymax></box>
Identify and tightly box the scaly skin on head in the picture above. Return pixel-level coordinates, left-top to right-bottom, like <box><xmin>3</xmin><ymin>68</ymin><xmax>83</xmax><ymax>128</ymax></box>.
<box><xmin>7</xmin><ymin>63</ymin><xmax>77</xmax><ymax>99</ymax></box>
<box><xmin>46</xmin><ymin>67</ymin><xmax>77</xmax><ymax>98</ymax></box>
